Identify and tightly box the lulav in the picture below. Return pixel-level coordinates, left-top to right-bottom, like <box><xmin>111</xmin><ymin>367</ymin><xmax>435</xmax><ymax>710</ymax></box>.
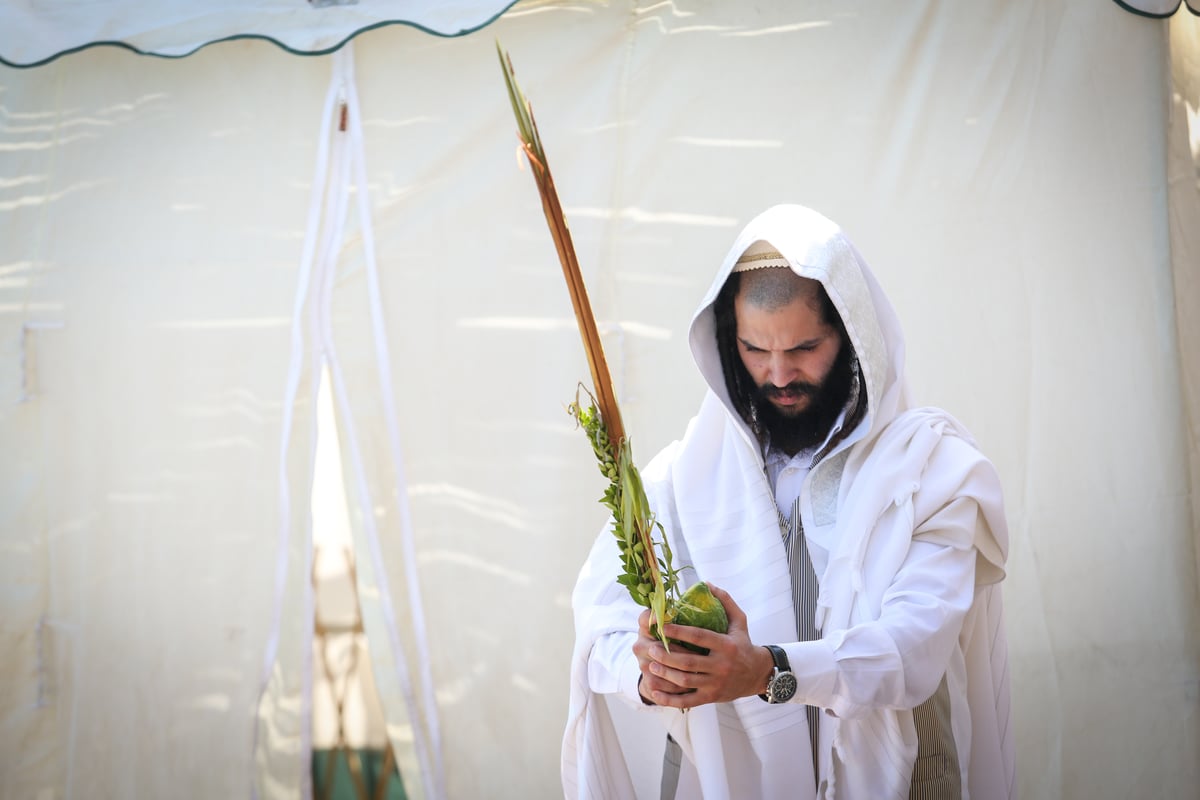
<box><xmin>500</xmin><ymin>44</ymin><xmax>728</xmax><ymax>651</ymax></box>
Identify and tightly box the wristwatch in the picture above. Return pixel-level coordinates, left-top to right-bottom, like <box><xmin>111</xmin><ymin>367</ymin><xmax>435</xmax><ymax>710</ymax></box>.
<box><xmin>759</xmin><ymin>644</ymin><xmax>798</xmax><ymax>704</ymax></box>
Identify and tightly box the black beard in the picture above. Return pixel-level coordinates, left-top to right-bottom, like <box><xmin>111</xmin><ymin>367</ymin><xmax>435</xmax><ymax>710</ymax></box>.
<box><xmin>751</xmin><ymin>346</ymin><xmax>854</xmax><ymax>456</ymax></box>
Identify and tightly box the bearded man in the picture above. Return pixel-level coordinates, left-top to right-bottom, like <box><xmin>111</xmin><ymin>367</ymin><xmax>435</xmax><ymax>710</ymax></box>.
<box><xmin>563</xmin><ymin>205</ymin><xmax>1014</xmax><ymax>799</ymax></box>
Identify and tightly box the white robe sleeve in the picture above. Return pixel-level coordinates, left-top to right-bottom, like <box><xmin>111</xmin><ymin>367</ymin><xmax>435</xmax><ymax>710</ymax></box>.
<box><xmin>784</xmin><ymin>489</ymin><xmax>983</xmax><ymax>717</ymax></box>
<box><xmin>586</xmin><ymin>628</ymin><xmax>646</xmax><ymax>707</ymax></box>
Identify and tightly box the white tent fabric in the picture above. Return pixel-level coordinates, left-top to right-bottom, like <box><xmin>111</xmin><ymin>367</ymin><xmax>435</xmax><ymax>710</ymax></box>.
<box><xmin>1</xmin><ymin>2</ymin><xmax>1198</xmax><ymax>799</ymax></box>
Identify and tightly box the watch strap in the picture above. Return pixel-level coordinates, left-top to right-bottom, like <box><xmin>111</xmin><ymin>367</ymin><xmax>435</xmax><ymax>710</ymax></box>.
<box><xmin>758</xmin><ymin>644</ymin><xmax>791</xmax><ymax>702</ymax></box>
<box><xmin>765</xmin><ymin>643</ymin><xmax>791</xmax><ymax>673</ymax></box>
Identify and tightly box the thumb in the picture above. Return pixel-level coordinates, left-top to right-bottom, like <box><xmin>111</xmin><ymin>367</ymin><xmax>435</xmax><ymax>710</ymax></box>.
<box><xmin>704</xmin><ymin>583</ymin><xmax>747</xmax><ymax>632</ymax></box>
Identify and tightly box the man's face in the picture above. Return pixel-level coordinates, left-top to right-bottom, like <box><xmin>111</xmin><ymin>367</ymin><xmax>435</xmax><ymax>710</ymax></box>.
<box><xmin>733</xmin><ymin>289</ymin><xmax>849</xmax><ymax>451</ymax></box>
<box><xmin>734</xmin><ymin>292</ymin><xmax>842</xmax><ymax>414</ymax></box>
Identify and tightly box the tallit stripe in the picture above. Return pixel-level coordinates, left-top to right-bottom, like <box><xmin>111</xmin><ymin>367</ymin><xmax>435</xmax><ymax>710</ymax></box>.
<box><xmin>660</xmin><ymin>733</ymin><xmax>682</xmax><ymax>800</ymax></box>
<box><xmin>784</xmin><ymin>496</ymin><xmax>821</xmax><ymax>788</ymax></box>
<box><xmin>909</xmin><ymin>676</ymin><xmax>961</xmax><ymax>800</ymax></box>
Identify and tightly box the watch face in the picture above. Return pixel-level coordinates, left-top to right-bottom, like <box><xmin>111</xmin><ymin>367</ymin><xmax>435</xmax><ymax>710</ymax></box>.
<box><xmin>770</xmin><ymin>672</ymin><xmax>798</xmax><ymax>703</ymax></box>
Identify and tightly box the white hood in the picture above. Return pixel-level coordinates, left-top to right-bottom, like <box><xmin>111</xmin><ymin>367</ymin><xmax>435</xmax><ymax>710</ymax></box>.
<box><xmin>687</xmin><ymin>203</ymin><xmax>910</xmax><ymax>465</ymax></box>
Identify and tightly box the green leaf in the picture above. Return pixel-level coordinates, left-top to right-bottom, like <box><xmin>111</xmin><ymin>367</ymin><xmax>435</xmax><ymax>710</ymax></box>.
<box><xmin>650</xmin><ymin>586</ymin><xmax>668</xmax><ymax>650</ymax></box>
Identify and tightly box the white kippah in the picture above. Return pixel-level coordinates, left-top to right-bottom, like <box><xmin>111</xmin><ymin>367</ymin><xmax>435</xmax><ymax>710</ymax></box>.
<box><xmin>733</xmin><ymin>239</ymin><xmax>790</xmax><ymax>272</ymax></box>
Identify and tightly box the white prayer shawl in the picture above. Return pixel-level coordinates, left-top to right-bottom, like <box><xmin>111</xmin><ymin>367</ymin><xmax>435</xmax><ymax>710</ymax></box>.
<box><xmin>563</xmin><ymin>205</ymin><xmax>1014</xmax><ymax>799</ymax></box>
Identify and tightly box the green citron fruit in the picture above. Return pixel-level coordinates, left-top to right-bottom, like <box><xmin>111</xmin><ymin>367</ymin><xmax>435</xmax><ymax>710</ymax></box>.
<box><xmin>657</xmin><ymin>581</ymin><xmax>729</xmax><ymax>654</ymax></box>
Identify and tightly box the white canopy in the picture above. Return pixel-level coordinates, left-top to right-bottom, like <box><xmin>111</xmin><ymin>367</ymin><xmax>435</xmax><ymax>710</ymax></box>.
<box><xmin>1</xmin><ymin>2</ymin><xmax>1198</xmax><ymax>799</ymax></box>
<box><xmin>1115</xmin><ymin>0</ymin><xmax>1200</xmax><ymax>16</ymax></box>
<box><xmin>0</xmin><ymin>1</ymin><xmax>517</xmax><ymax>66</ymax></box>
<box><xmin>3</xmin><ymin>0</ymin><xmax>1197</xmax><ymax>69</ymax></box>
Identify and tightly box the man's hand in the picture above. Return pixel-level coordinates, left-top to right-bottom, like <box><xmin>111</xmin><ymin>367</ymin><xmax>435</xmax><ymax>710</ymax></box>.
<box><xmin>633</xmin><ymin>584</ymin><xmax>776</xmax><ymax>709</ymax></box>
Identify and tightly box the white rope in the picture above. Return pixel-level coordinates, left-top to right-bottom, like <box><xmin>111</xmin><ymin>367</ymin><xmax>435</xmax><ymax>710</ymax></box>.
<box><xmin>333</xmin><ymin>43</ymin><xmax>446</xmax><ymax>800</ymax></box>
<box><xmin>253</xmin><ymin>58</ymin><xmax>340</xmax><ymax>800</ymax></box>
<box><xmin>295</xmin><ymin>66</ymin><xmax>356</xmax><ymax>800</ymax></box>
<box><xmin>343</xmin><ymin>48</ymin><xmax>446</xmax><ymax>800</ymax></box>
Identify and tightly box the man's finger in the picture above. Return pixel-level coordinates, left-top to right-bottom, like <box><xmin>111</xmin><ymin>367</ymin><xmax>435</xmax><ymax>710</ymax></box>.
<box><xmin>646</xmin><ymin>640</ymin><xmax>707</xmax><ymax>673</ymax></box>
<box><xmin>661</xmin><ymin>624</ymin><xmax>723</xmax><ymax>653</ymax></box>
<box><xmin>644</xmin><ymin>670</ymin><xmax>696</xmax><ymax>695</ymax></box>
<box><xmin>650</xmin><ymin>660</ymin><xmax>705</xmax><ymax>690</ymax></box>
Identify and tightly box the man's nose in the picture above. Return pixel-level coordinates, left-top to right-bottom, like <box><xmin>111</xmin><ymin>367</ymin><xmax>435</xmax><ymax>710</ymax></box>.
<box><xmin>767</xmin><ymin>354</ymin><xmax>793</xmax><ymax>387</ymax></box>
